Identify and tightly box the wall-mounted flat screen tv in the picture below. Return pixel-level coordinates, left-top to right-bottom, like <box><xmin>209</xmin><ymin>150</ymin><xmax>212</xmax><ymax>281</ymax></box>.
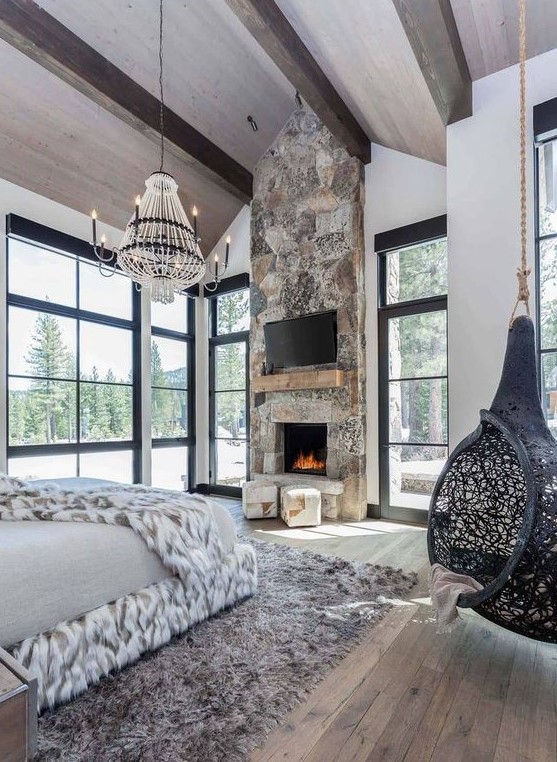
<box><xmin>264</xmin><ymin>311</ymin><xmax>337</xmax><ymax>369</ymax></box>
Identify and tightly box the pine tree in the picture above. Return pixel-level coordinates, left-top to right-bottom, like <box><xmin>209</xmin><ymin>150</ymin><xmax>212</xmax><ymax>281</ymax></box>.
<box><xmin>151</xmin><ymin>340</ymin><xmax>173</xmax><ymax>437</ymax></box>
<box><xmin>24</xmin><ymin>312</ymin><xmax>75</xmax><ymax>444</ymax></box>
<box><xmin>213</xmin><ymin>292</ymin><xmax>249</xmax><ymax>439</ymax></box>
<box><xmin>216</xmin><ymin>291</ymin><xmax>250</xmax><ymax>335</ymax></box>
<box><xmin>81</xmin><ymin>367</ymin><xmax>110</xmax><ymax>440</ymax></box>
<box><xmin>215</xmin><ymin>343</ymin><xmax>246</xmax><ymax>438</ymax></box>
<box><xmin>103</xmin><ymin>369</ymin><xmax>131</xmax><ymax>439</ymax></box>
<box><xmin>8</xmin><ymin>391</ymin><xmax>26</xmax><ymax>445</ymax></box>
<box><xmin>388</xmin><ymin>240</ymin><xmax>448</xmax><ymax>463</ymax></box>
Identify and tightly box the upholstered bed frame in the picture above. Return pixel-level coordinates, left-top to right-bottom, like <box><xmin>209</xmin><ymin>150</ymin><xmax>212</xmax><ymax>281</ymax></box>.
<box><xmin>10</xmin><ymin>543</ymin><xmax>256</xmax><ymax>711</ymax></box>
<box><xmin>0</xmin><ymin>478</ymin><xmax>257</xmax><ymax>712</ymax></box>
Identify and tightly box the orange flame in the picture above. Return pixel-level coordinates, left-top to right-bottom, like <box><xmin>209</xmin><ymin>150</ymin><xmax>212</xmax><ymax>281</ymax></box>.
<box><xmin>292</xmin><ymin>449</ymin><xmax>326</xmax><ymax>472</ymax></box>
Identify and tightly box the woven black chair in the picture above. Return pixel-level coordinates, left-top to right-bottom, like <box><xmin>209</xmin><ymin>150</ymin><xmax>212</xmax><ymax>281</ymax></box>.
<box><xmin>428</xmin><ymin>316</ymin><xmax>557</xmax><ymax>642</ymax></box>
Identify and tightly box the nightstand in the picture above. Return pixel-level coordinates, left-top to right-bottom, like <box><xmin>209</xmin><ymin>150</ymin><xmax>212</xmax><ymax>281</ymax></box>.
<box><xmin>0</xmin><ymin>648</ymin><xmax>37</xmax><ymax>761</ymax></box>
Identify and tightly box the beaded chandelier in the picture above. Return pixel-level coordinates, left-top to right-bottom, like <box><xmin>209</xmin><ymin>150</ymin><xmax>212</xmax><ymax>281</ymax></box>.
<box><xmin>90</xmin><ymin>0</ymin><xmax>215</xmax><ymax>304</ymax></box>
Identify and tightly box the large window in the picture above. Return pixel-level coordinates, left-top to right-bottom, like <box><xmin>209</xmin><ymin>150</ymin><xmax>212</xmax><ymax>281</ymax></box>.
<box><xmin>377</xmin><ymin>216</ymin><xmax>448</xmax><ymax>523</ymax></box>
<box><xmin>150</xmin><ymin>295</ymin><xmax>195</xmax><ymax>491</ymax></box>
<box><xmin>7</xmin><ymin>219</ymin><xmax>140</xmax><ymax>483</ymax></box>
<box><xmin>536</xmin><ymin>112</ymin><xmax>557</xmax><ymax>435</ymax></box>
<box><xmin>208</xmin><ymin>283</ymin><xmax>249</xmax><ymax>495</ymax></box>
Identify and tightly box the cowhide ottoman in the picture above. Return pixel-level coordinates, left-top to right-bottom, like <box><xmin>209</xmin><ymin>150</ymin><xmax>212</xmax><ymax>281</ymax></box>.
<box><xmin>280</xmin><ymin>486</ymin><xmax>321</xmax><ymax>527</ymax></box>
<box><xmin>242</xmin><ymin>480</ymin><xmax>278</xmax><ymax>519</ymax></box>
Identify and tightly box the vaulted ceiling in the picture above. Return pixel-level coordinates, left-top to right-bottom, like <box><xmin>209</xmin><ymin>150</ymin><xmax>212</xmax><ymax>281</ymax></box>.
<box><xmin>0</xmin><ymin>0</ymin><xmax>555</xmax><ymax>253</ymax></box>
<box><xmin>451</xmin><ymin>0</ymin><xmax>557</xmax><ymax>80</ymax></box>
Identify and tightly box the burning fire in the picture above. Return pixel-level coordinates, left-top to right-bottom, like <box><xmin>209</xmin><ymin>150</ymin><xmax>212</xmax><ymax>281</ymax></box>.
<box><xmin>292</xmin><ymin>449</ymin><xmax>326</xmax><ymax>472</ymax></box>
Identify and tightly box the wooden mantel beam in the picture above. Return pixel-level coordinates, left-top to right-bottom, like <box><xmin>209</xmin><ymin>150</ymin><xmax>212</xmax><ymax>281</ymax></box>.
<box><xmin>0</xmin><ymin>0</ymin><xmax>253</xmax><ymax>203</ymax></box>
<box><xmin>391</xmin><ymin>0</ymin><xmax>472</xmax><ymax>125</ymax></box>
<box><xmin>224</xmin><ymin>0</ymin><xmax>371</xmax><ymax>164</ymax></box>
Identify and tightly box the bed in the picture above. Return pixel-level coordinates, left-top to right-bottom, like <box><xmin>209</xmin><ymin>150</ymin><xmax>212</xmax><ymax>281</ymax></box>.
<box><xmin>0</xmin><ymin>477</ymin><xmax>257</xmax><ymax>711</ymax></box>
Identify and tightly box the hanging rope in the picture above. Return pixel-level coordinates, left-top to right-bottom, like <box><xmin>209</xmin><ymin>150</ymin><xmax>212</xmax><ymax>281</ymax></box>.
<box><xmin>510</xmin><ymin>0</ymin><xmax>530</xmax><ymax>327</ymax></box>
<box><xmin>158</xmin><ymin>0</ymin><xmax>165</xmax><ymax>172</ymax></box>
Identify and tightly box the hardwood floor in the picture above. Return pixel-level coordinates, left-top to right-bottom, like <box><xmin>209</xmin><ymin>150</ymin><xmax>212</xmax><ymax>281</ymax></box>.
<box><xmin>217</xmin><ymin>499</ymin><xmax>557</xmax><ymax>762</ymax></box>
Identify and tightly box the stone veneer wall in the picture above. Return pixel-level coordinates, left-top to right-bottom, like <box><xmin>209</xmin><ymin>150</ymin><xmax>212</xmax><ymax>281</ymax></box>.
<box><xmin>249</xmin><ymin>109</ymin><xmax>367</xmax><ymax>521</ymax></box>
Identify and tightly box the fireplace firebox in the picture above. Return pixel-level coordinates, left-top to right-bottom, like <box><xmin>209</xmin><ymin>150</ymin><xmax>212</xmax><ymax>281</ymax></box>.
<box><xmin>284</xmin><ymin>423</ymin><xmax>327</xmax><ymax>476</ymax></box>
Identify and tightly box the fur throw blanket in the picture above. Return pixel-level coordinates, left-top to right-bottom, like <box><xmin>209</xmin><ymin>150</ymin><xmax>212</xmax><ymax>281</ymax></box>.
<box><xmin>0</xmin><ymin>476</ymin><xmax>258</xmax><ymax>712</ymax></box>
<box><xmin>0</xmin><ymin>476</ymin><xmax>233</xmax><ymax>583</ymax></box>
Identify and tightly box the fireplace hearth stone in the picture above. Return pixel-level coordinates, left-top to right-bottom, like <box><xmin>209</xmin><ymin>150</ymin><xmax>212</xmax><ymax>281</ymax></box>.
<box><xmin>252</xmin><ymin>472</ymin><xmax>343</xmax><ymax>520</ymax></box>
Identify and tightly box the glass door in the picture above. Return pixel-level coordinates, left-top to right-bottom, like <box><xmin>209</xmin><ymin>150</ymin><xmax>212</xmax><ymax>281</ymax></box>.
<box><xmin>208</xmin><ymin>287</ymin><xmax>250</xmax><ymax>497</ymax></box>
<box><xmin>377</xmin><ymin>228</ymin><xmax>448</xmax><ymax>523</ymax></box>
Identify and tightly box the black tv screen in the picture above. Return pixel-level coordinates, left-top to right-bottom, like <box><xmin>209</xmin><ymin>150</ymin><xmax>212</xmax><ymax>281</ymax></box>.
<box><xmin>264</xmin><ymin>311</ymin><xmax>337</xmax><ymax>369</ymax></box>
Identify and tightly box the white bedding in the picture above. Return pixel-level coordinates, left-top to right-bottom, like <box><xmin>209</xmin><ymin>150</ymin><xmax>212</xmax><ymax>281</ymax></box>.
<box><xmin>0</xmin><ymin>479</ymin><xmax>237</xmax><ymax>648</ymax></box>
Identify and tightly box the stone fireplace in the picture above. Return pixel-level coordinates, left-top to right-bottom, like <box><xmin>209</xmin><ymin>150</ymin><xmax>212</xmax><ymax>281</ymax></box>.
<box><xmin>284</xmin><ymin>423</ymin><xmax>327</xmax><ymax>476</ymax></box>
<box><xmin>249</xmin><ymin>108</ymin><xmax>367</xmax><ymax>520</ymax></box>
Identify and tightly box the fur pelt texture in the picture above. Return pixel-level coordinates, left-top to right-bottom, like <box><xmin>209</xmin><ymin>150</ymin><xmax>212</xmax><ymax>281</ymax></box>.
<box><xmin>36</xmin><ymin>540</ymin><xmax>417</xmax><ymax>762</ymax></box>
<box><xmin>11</xmin><ymin>545</ymin><xmax>256</xmax><ymax>711</ymax></box>
<box><xmin>0</xmin><ymin>477</ymin><xmax>257</xmax><ymax>710</ymax></box>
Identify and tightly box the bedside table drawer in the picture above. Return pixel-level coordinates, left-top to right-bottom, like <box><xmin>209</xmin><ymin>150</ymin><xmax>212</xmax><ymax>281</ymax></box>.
<box><xmin>0</xmin><ymin>649</ymin><xmax>37</xmax><ymax>761</ymax></box>
<box><xmin>0</xmin><ymin>685</ymin><xmax>28</xmax><ymax>762</ymax></box>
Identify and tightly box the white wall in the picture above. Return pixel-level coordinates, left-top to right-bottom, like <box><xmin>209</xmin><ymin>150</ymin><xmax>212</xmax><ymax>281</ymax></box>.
<box><xmin>448</xmin><ymin>48</ymin><xmax>557</xmax><ymax>447</ymax></box>
<box><xmin>364</xmin><ymin>144</ymin><xmax>447</xmax><ymax>504</ymax></box>
<box><xmin>207</xmin><ymin>204</ymin><xmax>251</xmax><ymax>278</ymax></box>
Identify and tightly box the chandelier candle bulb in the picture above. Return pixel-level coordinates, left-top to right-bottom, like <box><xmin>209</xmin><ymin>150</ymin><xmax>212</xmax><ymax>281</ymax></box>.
<box><xmin>192</xmin><ymin>206</ymin><xmax>198</xmax><ymax>240</ymax></box>
<box><xmin>134</xmin><ymin>195</ymin><xmax>140</xmax><ymax>227</ymax></box>
<box><xmin>91</xmin><ymin>209</ymin><xmax>97</xmax><ymax>245</ymax></box>
<box><xmin>100</xmin><ymin>233</ymin><xmax>106</xmax><ymax>257</ymax></box>
<box><xmin>225</xmin><ymin>236</ymin><xmax>230</xmax><ymax>267</ymax></box>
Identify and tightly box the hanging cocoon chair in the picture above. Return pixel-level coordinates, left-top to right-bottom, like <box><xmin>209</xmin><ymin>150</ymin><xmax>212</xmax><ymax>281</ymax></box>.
<box><xmin>428</xmin><ymin>315</ymin><xmax>557</xmax><ymax>642</ymax></box>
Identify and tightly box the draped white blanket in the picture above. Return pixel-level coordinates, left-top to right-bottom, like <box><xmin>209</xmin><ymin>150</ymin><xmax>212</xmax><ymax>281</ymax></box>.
<box><xmin>429</xmin><ymin>563</ymin><xmax>484</xmax><ymax>633</ymax></box>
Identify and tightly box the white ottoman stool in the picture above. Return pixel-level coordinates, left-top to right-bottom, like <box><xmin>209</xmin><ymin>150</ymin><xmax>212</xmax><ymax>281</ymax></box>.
<box><xmin>242</xmin><ymin>480</ymin><xmax>278</xmax><ymax>519</ymax></box>
<box><xmin>280</xmin><ymin>486</ymin><xmax>321</xmax><ymax>527</ymax></box>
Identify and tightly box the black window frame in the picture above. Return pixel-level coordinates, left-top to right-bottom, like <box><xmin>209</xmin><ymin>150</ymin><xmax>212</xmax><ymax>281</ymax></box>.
<box><xmin>376</xmin><ymin>215</ymin><xmax>448</xmax><ymax>525</ymax></box>
<box><xmin>534</xmin><ymin>97</ymin><xmax>557</xmax><ymax>422</ymax></box>
<box><xmin>6</xmin><ymin>214</ymin><xmax>143</xmax><ymax>482</ymax></box>
<box><xmin>207</xmin><ymin>274</ymin><xmax>250</xmax><ymax>498</ymax></box>
<box><xmin>150</xmin><ymin>296</ymin><xmax>196</xmax><ymax>491</ymax></box>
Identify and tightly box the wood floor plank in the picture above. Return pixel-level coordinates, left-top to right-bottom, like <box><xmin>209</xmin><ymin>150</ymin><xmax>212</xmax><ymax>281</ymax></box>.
<box><xmin>428</xmin><ymin>618</ymin><xmax>500</xmax><ymax>762</ymax></box>
<box><xmin>219</xmin><ymin>503</ymin><xmax>557</xmax><ymax>762</ymax></box>
<box><xmin>464</xmin><ymin>627</ymin><xmax>519</xmax><ymax>762</ymax></box>
<box><xmin>304</xmin><ymin>617</ymin><xmax>438</xmax><ymax>762</ymax></box>
<box><xmin>252</xmin><ymin>604</ymin><xmax>417</xmax><ymax>762</ymax></box>
<box><xmin>493</xmin><ymin>747</ymin><xmax>539</xmax><ymax>762</ymax></box>
<box><xmin>300</xmin><ymin>620</ymin><xmax>428</xmax><ymax>762</ymax></box>
<box><xmin>364</xmin><ymin>665</ymin><xmax>442</xmax><ymax>761</ymax></box>
<box><xmin>329</xmin><ymin>612</ymin><xmax>463</xmax><ymax>762</ymax></box>
<box><xmin>337</xmin><ymin>692</ymin><xmax>401</xmax><ymax>762</ymax></box>
<box><xmin>496</xmin><ymin>639</ymin><xmax>540</xmax><ymax>761</ymax></box>
<box><xmin>530</xmin><ymin>640</ymin><xmax>557</xmax><ymax>762</ymax></box>
<box><xmin>403</xmin><ymin>620</ymin><xmax>475</xmax><ymax>762</ymax></box>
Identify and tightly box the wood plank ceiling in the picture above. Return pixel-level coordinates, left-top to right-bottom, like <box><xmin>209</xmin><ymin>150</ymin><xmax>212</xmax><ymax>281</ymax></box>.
<box><xmin>451</xmin><ymin>0</ymin><xmax>557</xmax><ymax>80</ymax></box>
<box><xmin>0</xmin><ymin>0</ymin><xmax>297</xmax><ymax>252</ymax></box>
<box><xmin>0</xmin><ymin>0</ymin><xmax>555</xmax><ymax>251</ymax></box>
<box><xmin>274</xmin><ymin>0</ymin><xmax>448</xmax><ymax>166</ymax></box>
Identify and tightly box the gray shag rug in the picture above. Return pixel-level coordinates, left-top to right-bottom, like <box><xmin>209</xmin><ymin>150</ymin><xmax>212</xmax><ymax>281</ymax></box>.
<box><xmin>37</xmin><ymin>539</ymin><xmax>416</xmax><ymax>762</ymax></box>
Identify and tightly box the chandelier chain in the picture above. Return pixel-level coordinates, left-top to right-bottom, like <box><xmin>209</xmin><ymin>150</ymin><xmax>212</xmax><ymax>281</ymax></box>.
<box><xmin>510</xmin><ymin>0</ymin><xmax>530</xmax><ymax>326</ymax></box>
<box><xmin>159</xmin><ymin>0</ymin><xmax>165</xmax><ymax>172</ymax></box>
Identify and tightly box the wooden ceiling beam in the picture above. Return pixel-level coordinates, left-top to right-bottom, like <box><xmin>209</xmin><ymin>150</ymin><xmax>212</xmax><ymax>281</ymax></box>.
<box><xmin>224</xmin><ymin>0</ymin><xmax>371</xmax><ymax>164</ymax></box>
<box><xmin>391</xmin><ymin>0</ymin><xmax>472</xmax><ymax>125</ymax></box>
<box><xmin>0</xmin><ymin>0</ymin><xmax>253</xmax><ymax>203</ymax></box>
